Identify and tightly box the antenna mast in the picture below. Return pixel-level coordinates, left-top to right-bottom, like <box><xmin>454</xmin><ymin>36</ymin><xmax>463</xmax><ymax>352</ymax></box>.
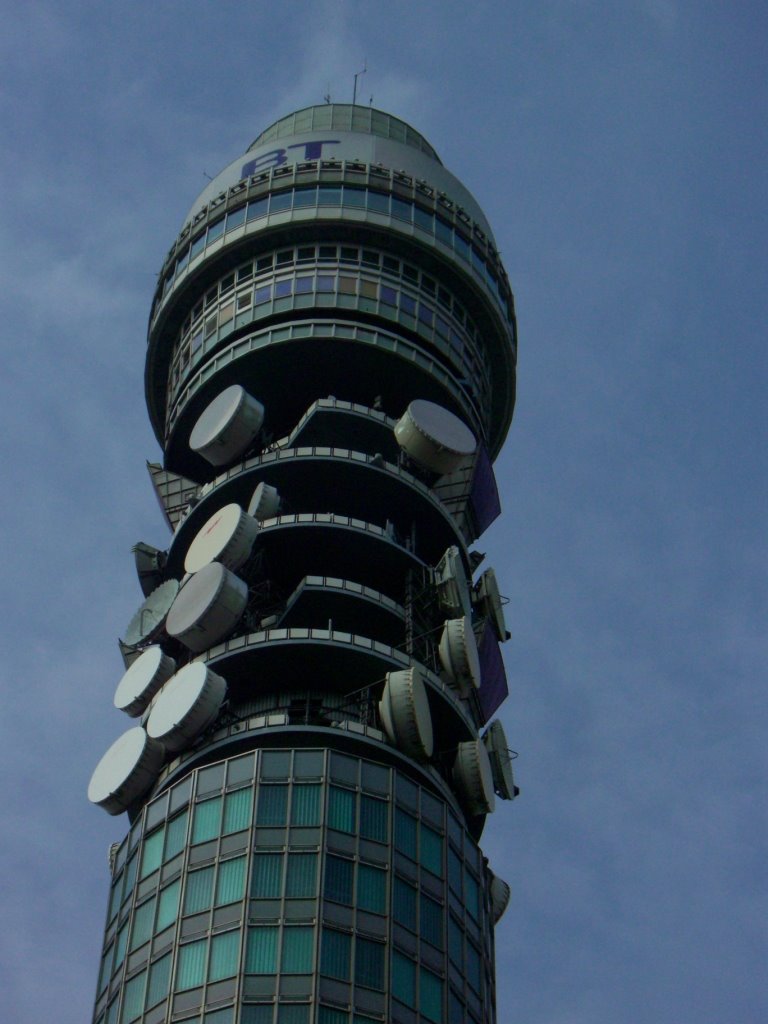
<box><xmin>352</xmin><ymin>61</ymin><xmax>367</xmax><ymax>106</ymax></box>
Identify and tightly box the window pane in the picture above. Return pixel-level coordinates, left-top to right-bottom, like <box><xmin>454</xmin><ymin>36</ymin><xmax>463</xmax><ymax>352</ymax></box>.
<box><xmin>257</xmin><ymin>785</ymin><xmax>287</xmax><ymax>825</ymax></box>
<box><xmin>293</xmin><ymin>187</ymin><xmax>317</xmax><ymax>208</ymax></box>
<box><xmin>184</xmin><ymin>866</ymin><xmax>214</xmax><ymax>914</ymax></box>
<box><xmin>282</xmin><ymin>926</ymin><xmax>314</xmax><ymax>973</ymax></box>
<box><xmin>114</xmin><ymin>921</ymin><xmax>128</xmax><ymax>971</ymax></box>
<box><xmin>215</xmin><ymin>857</ymin><xmax>246</xmax><ymax>906</ymax></box>
<box><xmin>320</xmin><ymin>928</ymin><xmax>351</xmax><ymax>980</ymax></box>
<box><xmin>393</xmin><ymin>877</ymin><xmax>417</xmax><ymax>931</ymax></box>
<box><xmin>357</xmin><ymin>864</ymin><xmax>386</xmax><ymax>914</ymax></box>
<box><xmin>355</xmin><ymin>938</ymin><xmax>384</xmax><ymax>990</ymax></box>
<box><xmin>394</xmin><ymin>809</ymin><xmax>417</xmax><ymax>859</ymax></box>
<box><xmin>192</xmin><ymin>797</ymin><xmax>222</xmax><ymax>843</ymax></box>
<box><xmin>140</xmin><ymin>828</ymin><xmax>164</xmax><ymax>879</ymax></box>
<box><xmin>448</xmin><ymin>915</ymin><xmax>463</xmax><ymax>967</ymax></box>
<box><xmin>291</xmin><ymin>784</ymin><xmax>320</xmax><ymax>825</ymax></box>
<box><xmin>164</xmin><ymin>811</ymin><xmax>188</xmax><ymax>860</ymax></box>
<box><xmin>465</xmin><ymin>869</ymin><xmax>480</xmax><ymax>920</ymax></box>
<box><xmin>392</xmin><ymin>950</ymin><xmax>415</xmax><ymax>1004</ymax></box>
<box><xmin>285</xmin><ymin>853</ymin><xmax>317</xmax><ymax>897</ymax></box>
<box><xmin>252</xmin><ymin>854</ymin><xmax>283</xmax><ymax>897</ymax></box>
<box><xmin>226</xmin><ymin>205</ymin><xmax>246</xmax><ymax>230</ymax></box>
<box><xmin>223</xmin><ymin>789</ymin><xmax>253</xmax><ymax>834</ymax></box>
<box><xmin>295</xmin><ymin>276</ymin><xmax>313</xmax><ymax>294</ymax></box>
<box><xmin>420</xmin><ymin>967</ymin><xmax>443</xmax><ymax>1023</ymax></box>
<box><xmin>466</xmin><ymin>942</ymin><xmax>481</xmax><ymax>992</ymax></box>
<box><xmin>247</xmin><ymin>198</ymin><xmax>268</xmax><ymax>220</ymax></box>
<box><xmin>177</xmin><ymin>938</ymin><xmax>207</xmax><ymax>989</ymax></box>
<box><xmin>325</xmin><ymin>855</ymin><xmax>353</xmax><ymax>904</ymax></box>
<box><xmin>448</xmin><ymin>848</ymin><xmax>462</xmax><ymax>896</ymax></box>
<box><xmin>343</xmin><ymin>187</ymin><xmax>366</xmax><ymax>208</ymax></box>
<box><xmin>129</xmin><ymin>896</ymin><xmax>155</xmax><ymax>950</ymax></box>
<box><xmin>245</xmin><ymin>927</ymin><xmax>278</xmax><ymax>973</ymax></box>
<box><xmin>328</xmin><ymin>787</ymin><xmax>356</xmax><ymax>833</ymax></box>
<box><xmin>420</xmin><ymin>893</ymin><xmax>443</xmax><ymax>948</ymax></box>
<box><xmin>367</xmin><ymin>191</ymin><xmax>389</xmax><ymax>214</ymax></box>
<box><xmin>278</xmin><ymin>1007</ymin><xmax>310</xmax><ymax>1024</ymax></box>
<box><xmin>391</xmin><ymin>198</ymin><xmax>412</xmax><ymax>222</ymax></box>
<box><xmin>360</xmin><ymin>795</ymin><xmax>388</xmax><ymax>842</ymax></box>
<box><xmin>156</xmin><ymin>879</ymin><xmax>180</xmax><ymax>932</ymax></box>
<box><xmin>209</xmin><ymin>930</ymin><xmax>240</xmax><ymax>981</ymax></box>
<box><xmin>421</xmin><ymin>826</ymin><xmax>443</xmax><ymax>876</ymax></box>
<box><xmin>146</xmin><ymin>952</ymin><xmax>171</xmax><ymax>1007</ymax></box>
<box><xmin>120</xmin><ymin>969</ymin><xmax>146</xmax><ymax>1023</ymax></box>
<box><xmin>270</xmin><ymin>192</ymin><xmax>292</xmax><ymax>213</ymax></box>
<box><xmin>318</xmin><ymin>187</ymin><xmax>342</xmax><ymax>205</ymax></box>
<box><xmin>242</xmin><ymin>1007</ymin><xmax>273</xmax><ymax>1024</ymax></box>
<box><xmin>207</xmin><ymin>216</ymin><xmax>225</xmax><ymax>242</ymax></box>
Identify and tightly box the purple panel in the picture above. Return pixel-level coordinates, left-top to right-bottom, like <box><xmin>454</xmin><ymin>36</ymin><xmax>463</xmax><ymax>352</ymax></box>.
<box><xmin>469</xmin><ymin>444</ymin><xmax>501</xmax><ymax>536</ymax></box>
<box><xmin>477</xmin><ymin>625</ymin><xmax>508</xmax><ymax>724</ymax></box>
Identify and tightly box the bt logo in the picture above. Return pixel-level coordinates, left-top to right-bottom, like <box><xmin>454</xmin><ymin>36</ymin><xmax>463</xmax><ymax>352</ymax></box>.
<box><xmin>241</xmin><ymin>139</ymin><xmax>341</xmax><ymax>178</ymax></box>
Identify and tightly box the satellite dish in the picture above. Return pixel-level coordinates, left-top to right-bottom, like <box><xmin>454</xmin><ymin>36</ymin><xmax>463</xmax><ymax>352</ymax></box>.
<box><xmin>189</xmin><ymin>385</ymin><xmax>264</xmax><ymax>467</ymax></box>
<box><xmin>452</xmin><ymin>738</ymin><xmax>495</xmax><ymax>816</ymax></box>
<box><xmin>146</xmin><ymin>662</ymin><xmax>227</xmax><ymax>753</ymax></box>
<box><xmin>123</xmin><ymin>580</ymin><xmax>180</xmax><ymax>648</ymax></box>
<box><xmin>489</xmin><ymin>872</ymin><xmax>511</xmax><ymax>923</ymax></box>
<box><xmin>482</xmin><ymin>720</ymin><xmax>517</xmax><ymax>800</ymax></box>
<box><xmin>165</xmin><ymin>561</ymin><xmax>248</xmax><ymax>653</ymax></box>
<box><xmin>434</xmin><ymin>546</ymin><xmax>472</xmax><ymax>617</ymax></box>
<box><xmin>87</xmin><ymin>727</ymin><xmax>165</xmax><ymax>816</ymax></box>
<box><xmin>438</xmin><ymin>616</ymin><xmax>481</xmax><ymax>694</ymax></box>
<box><xmin>394</xmin><ymin>399</ymin><xmax>476</xmax><ymax>475</ymax></box>
<box><xmin>114</xmin><ymin>646</ymin><xmax>177</xmax><ymax>717</ymax></box>
<box><xmin>247</xmin><ymin>482</ymin><xmax>281</xmax><ymax>520</ymax></box>
<box><xmin>474</xmin><ymin>568</ymin><xmax>508</xmax><ymax>641</ymax></box>
<box><xmin>184</xmin><ymin>503</ymin><xmax>259</xmax><ymax>574</ymax></box>
<box><xmin>379</xmin><ymin>665</ymin><xmax>433</xmax><ymax>762</ymax></box>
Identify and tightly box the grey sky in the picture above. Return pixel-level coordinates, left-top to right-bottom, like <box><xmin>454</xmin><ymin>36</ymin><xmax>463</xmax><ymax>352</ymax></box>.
<box><xmin>0</xmin><ymin>3</ymin><xmax>765</xmax><ymax>1022</ymax></box>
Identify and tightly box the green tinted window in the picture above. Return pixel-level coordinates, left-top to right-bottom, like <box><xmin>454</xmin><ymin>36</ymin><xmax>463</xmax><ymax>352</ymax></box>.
<box><xmin>192</xmin><ymin>797</ymin><xmax>222</xmax><ymax>843</ymax></box>
<box><xmin>320</xmin><ymin>928</ymin><xmax>351</xmax><ymax>980</ymax></box>
<box><xmin>184</xmin><ymin>866</ymin><xmax>214</xmax><ymax>914</ymax></box>
<box><xmin>156</xmin><ymin>879</ymin><xmax>180</xmax><ymax>932</ymax></box>
<box><xmin>281</xmin><ymin>926</ymin><xmax>314</xmax><ymax>973</ymax></box>
<box><xmin>164</xmin><ymin>811</ymin><xmax>188</xmax><ymax>860</ymax></box>
<box><xmin>359</xmin><ymin>794</ymin><xmax>388</xmax><ymax>842</ymax></box>
<box><xmin>140</xmin><ymin>827</ymin><xmax>164</xmax><ymax>879</ymax></box>
<box><xmin>245</xmin><ymin>927</ymin><xmax>278</xmax><ymax>973</ymax></box>
<box><xmin>328</xmin><ymin>787</ymin><xmax>356</xmax><ymax>833</ymax></box>
<box><xmin>252</xmin><ymin>854</ymin><xmax>283</xmax><ymax>898</ymax></box>
<box><xmin>215</xmin><ymin>857</ymin><xmax>246</xmax><ymax>906</ymax></box>
<box><xmin>177</xmin><ymin>938</ymin><xmax>207</xmax><ymax>989</ymax></box>
<box><xmin>291</xmin><ymin>784</ymin><xmax>321</xmax><ymax>825</ymax></box>
<box><xmin>392</xmin><ymin>950</ymin><xmax>415</xmax><ymax>1004</ymax></box>
<box><xmin>357</xmin><ymin>863</ymin><xmax>386</xmax><ymax>914</ymax></box>
<box><xmin>223</xmin><ymin>789</ymin><xmax>252</xmax><ymax>833</ymax></box>
<box><xmin>285</xmin><ymin>853</ymin><xmax>317</xmax><ymax>897</ymax></box>
<box><xmin>209</xmin><ymin>930</ymin><xmax>240</xmax><ymax>981</ymax></box>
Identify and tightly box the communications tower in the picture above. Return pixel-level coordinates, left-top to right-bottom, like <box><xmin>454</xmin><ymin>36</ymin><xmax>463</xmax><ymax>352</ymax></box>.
<box><xmin>88</xmin><ymin>105</ymin><xmax>519</xmax><ymax>1024</ymax></box>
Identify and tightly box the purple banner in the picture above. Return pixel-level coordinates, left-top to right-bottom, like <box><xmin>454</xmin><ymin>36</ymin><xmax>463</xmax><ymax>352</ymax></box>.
<box><xmin>477</xmin><ymin>624</ymin><xmax>508</xmax><ymax>723</ymax></box>
<box><xmin>469</xmin><ymin>444</ymin><xmax>501</xmax><ymax>537</ymax></box>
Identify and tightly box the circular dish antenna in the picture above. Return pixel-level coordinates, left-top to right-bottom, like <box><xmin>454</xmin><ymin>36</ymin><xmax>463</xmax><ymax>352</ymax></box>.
<box><xmin>248</xmin><ymin>482</ymin><xmax>281</xmax><ymax>521</ymax></box>
<box><xmin>146</xmin><ymin>662</ymin><xmax>227</xmax><ymax>753</ymax></box>
<box><xmin>489</xmin><ymin>872</ymin><xmax>511</xmax><ymax>923</ymax></box>
<box><xmin>394</xmin><ymin>399</ymin><xmax>476</xmax><ymax>475</ymax></box>
<box><xmin>114</xmin><ymin>646</ymin><xmax>177</xmax><ymax>717</ymax></box>
<box><xmin>483</xmin><ymin>720</ymin><xmax>517</xmax><ymax>800</ymax></box>
<box><xmin>165</xmin><ymin>561</ymin><xmax>248</xmax><ymax>653</ymax></box>
<box><xmin>184</xmin><ymin>503</ymin><xmax>259</xmax><ymax>574</ymax></box>
<box><xmin>474</xmin><ymin>568</ymin><xmax>509</xmax><ymax>641</ymax></box>
<box><xmin>123</xmin><ymin>579</ymin><xmax>180</xmax><ymax>648</ymax></box>
<box><xmin>87</xmin><ymin>727</ymin><xmax>165</xmax><ymax>816</ymax></box>
<box><xmin>379</xmin><ymin>665</ymin><xmax>433</xmax><ymax>762</ymax></box>
<box><xmin>439</xmin><ymin>616</ymin><xmax>481</xmax><ymax>693</ymax></box>
<box><xmin>189</xmin><ymin>385</ymin><xmax>264</xmax><ymax>467</ymax></box>
<box><xmin>434</xmin><ymin>545</ymin><xmax>472</xmax><ymax>618</ymax></box>
<box><xmin>452</xmin><ymin>738</ymin><xmax>495</xmax><ymax>816</ymax></box>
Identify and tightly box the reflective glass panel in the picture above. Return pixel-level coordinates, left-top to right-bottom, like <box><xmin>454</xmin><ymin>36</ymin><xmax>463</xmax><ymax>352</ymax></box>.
<box><xmin>209</xmin><ymin>930</ymin><xmax>240</xmax><ymax>981</ymax></box>
<box><xmin>245</xmin><ymin>927</ymin><xmax>278</xmax><ymax>973</ymax></box>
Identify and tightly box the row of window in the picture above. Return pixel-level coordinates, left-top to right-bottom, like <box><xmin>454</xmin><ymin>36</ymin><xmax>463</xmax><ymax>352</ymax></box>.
<box><xmin>112</xmin><ymin>927</ymin><xmax>445</xmax><ymax>1024</ymax></box>
<box><xmin>156</xmin><ymin>185</ymin><xmax>512</xmax><ymax>323</ymax></box>
<box><xmin>167</xmin><ymin>268</ymin><xmax>489</xmax><ymax>413</ymax></box>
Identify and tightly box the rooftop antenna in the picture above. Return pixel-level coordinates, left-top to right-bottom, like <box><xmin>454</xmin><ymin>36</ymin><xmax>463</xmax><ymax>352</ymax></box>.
<box><xmin>324</xmin><ymin>83</ymin><xmax>332</xmax><ymax>104</ymax></box>
<box><xmin>352</xmin><ymin>61</ymin><xmax>367</xmax><ymax>106</ymax></box>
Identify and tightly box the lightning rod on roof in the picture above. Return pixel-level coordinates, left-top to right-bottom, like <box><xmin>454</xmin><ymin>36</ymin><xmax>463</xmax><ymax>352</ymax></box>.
<box><xmin>352</xmin><ymin>61</ymin><xmax>367</xmax><ymax>106</ymax></box>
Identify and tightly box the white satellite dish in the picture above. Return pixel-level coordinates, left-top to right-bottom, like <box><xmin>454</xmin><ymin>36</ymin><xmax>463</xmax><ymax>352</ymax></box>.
<box><xmin>489</xmin><ymin>872</ymin><xmax>511</xmax><ymax>923</ymax></box>
<box><xmin>482</xmin><ymin>720</ymin><xmax>517</xmax><ymax>800</ymax></box>
<box><xmin>393</xmin><ymin>399</ymin><xmax>476</xmax><ymax>475</ymax></box>
<box><xmin>113</xmin><ymin>646</ymin><xmax>177</xmax><ymax>717</ymax></box>
<box><xmin>166</xmin><ymin>562</ymin><xmax>248</xmax><ymax>653</ymax></box>
<box><xmin>247</xmin><ymin>482</ymin><xmax>281</xmax><ymax>521</ymax></box>
<box><xmin>189</xmin><ymin>384</ymin><xmax>265</xmax><ymax>467</ymax></box>
<box><xmin>438</xmin><ymin>616</ymin><xmax>481</xmax><ymax>693</ymax></box>
<box><xmin>87</xmin><ymin>727</ymin><xmax>165</xmax><ymax>816</ymax></box>
<box><xmin>123</xmin><ymin>579</ymin><xmax>180</xmax><ymax>648</ymax></box>
<box><xmin>434</xmin><ymin>545</ymin><xmax>472</xmax><ymax>618</ymax></box>
<box><xmin>379</xmin><ymin>665</ymin><xmax>434</xmax><ymax>762</ymax></box>
<box><xmin>452</xmin><ymin>738</ymin><xmax>495</xmax><ymax>816</ymax></box>
<box><xmin>146</xmin><ymin>662</ymin><xmax>227</xmax><ymax>753</ymax></box>
<box><xmin>184</xmin><ymin>503</ymin><xmax>259</xmax><ymax>574</ymax></box>
<box><xmin>474</xmin><ymin>568</ymin><xmax>508</xmax><ymax>641</ymax></box>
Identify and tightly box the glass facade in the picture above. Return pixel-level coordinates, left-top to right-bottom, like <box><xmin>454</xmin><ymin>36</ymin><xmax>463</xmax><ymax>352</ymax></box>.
<box><xmin>93</xmin><ymin>749</ymin><xmax>496</xmax><ymax>1024</ymax></box>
